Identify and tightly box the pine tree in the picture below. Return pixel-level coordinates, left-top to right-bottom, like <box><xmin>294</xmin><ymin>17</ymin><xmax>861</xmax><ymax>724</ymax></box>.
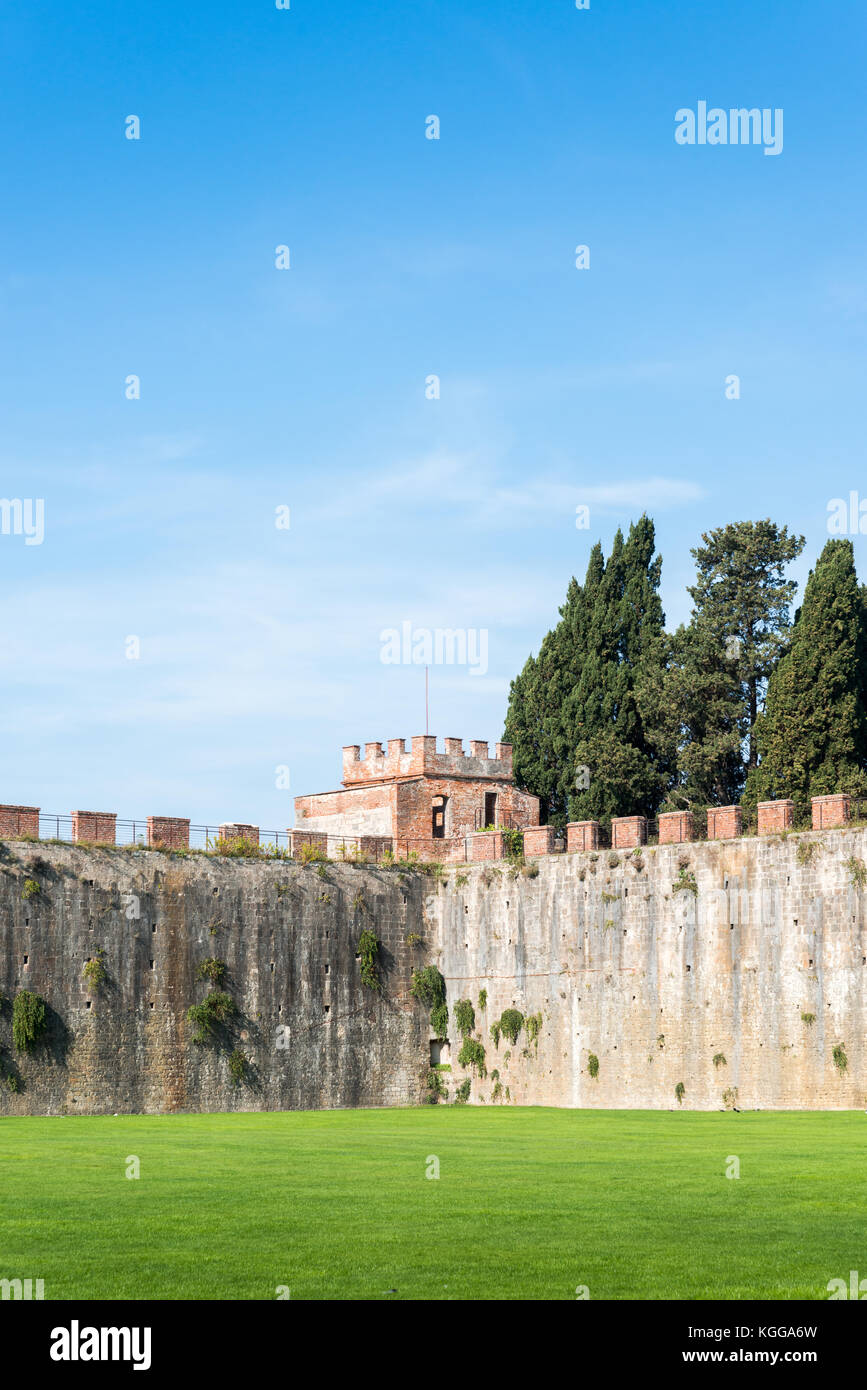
<box><xmin>687</xmin><ymin>520</ymin><xmax>805</xmax><ymax>776</ymax></box>
<box><xmin>663</xmin><ymin>622</ymin><xmax>747</xmax><ymax>808</ymax></box>
<box><xmin>746</xmin><ymin>539</ymin><xmax>867</xmax><ymax>802</ymax></box>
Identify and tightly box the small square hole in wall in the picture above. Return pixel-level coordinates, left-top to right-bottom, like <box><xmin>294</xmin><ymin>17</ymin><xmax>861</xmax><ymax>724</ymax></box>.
<box><xmin>149</xmin><ymin>960</ymin><xmax>154</xmax><ymax>969</ymax></box>
<box><xmin>324</xmin><ymin>1004</ymin><xmax>330</xmax><ymax>1014</ymax></box>
<box><xmin>152</xmin><ymin>925</ymin><xmax>156</xmax><ymax>933</ymax></box>
<box><xmin>23</xmin><ymin>955</ymin><xmax>28</xmax><ymax>965</ymax></box>
<box><xmin>324</xmin><ymin>964</ymin><xmax>329</xmax><ymax>974</ymax></box>
<box><xmin>270</xmin><ymin>963</ymin><xmax>275</xmax><ymax>973</ymax></box>
<box><xmin>793</xmin><ymin>918</ymin><xmax>798</xmax><ymax>926</ymax></box>
<box><xmin>149</xmin><ymin>1002</ymin><xmax>154</xmax><ymax>1010</ymax></box>
<box><xmin>86</xmin><ymin>1001</ymin><xmax>92</xmax><ymax>1009</ymax></box>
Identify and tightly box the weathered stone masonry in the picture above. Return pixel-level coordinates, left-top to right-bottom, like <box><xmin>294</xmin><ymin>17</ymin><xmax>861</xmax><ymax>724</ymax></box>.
<box><xmin>0</xmin><ymin>845</ymin><xmax>427</xmax><ymax>1115</ymax></box>
<box><xmin>1</xmin><ymin>826</ymin><xmax>866</xmax><ymax>1113</ymax></box>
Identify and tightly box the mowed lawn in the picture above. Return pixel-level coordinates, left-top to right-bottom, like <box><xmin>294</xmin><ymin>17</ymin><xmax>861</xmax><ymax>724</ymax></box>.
<box><xmin>1</xmin><ymin>1108</ymin><xmax>866</xmax><ymax>1300</ymax></box>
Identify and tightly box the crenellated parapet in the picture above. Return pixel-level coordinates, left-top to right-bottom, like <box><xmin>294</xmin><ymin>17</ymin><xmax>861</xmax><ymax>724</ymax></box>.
<box><xmin>341</xmin><ymin>735</ymin><xmax>514</xmax><ymax>785</ymax></box>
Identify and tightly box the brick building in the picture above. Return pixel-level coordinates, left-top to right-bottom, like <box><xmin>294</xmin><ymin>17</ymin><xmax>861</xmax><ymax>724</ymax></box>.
<box><xmin>293</xmin><ymin>736</ymin><xmax>540</xmax><ymax>860</ymax></box>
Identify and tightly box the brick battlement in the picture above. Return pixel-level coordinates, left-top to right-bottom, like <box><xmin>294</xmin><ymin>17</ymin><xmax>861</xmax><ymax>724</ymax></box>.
<box><xmin>341</xmin><ymin>736</ymin><xmax>513</xmax><ymax>786</ymax></box>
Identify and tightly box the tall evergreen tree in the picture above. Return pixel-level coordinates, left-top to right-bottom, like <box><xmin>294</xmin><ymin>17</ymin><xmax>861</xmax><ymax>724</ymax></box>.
<box><xmin>662</xmin><ymin>621</ymin><xmax>746</xmax><ymax>809</ymax></box>
<box><xmin>746</xmin><ymin>539</ymin><xmax>867</xmax><ymax>802</ymax></box>
<box><xmin>687</xmin><ymin>520</ymin><xmax>805</xmax><ymax>775</ymax></box>
<box><xmin>504</xmin><ymin>516</ymin><xmax>672</xmax><ymax>826</ymax></box>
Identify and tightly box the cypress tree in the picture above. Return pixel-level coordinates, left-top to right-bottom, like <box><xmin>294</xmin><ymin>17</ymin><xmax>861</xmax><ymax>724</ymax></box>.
<box><xmin>505</xmin><ymin>516</ymin><xmax>672</xmax><ymax>827</ymax></box>
<box><xmin>746</xmin><ymin>539</ymin><xmax>867</xmax><ymax>802</ymax></box>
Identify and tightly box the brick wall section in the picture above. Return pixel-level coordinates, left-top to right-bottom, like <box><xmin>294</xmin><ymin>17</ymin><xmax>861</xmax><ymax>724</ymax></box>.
<box><xmin>395</xmin><ymin>776</ymin><xmax>538</xmax><ymax>842</ymax></box>
<box><xmin>658</xmin><ymin>811</ymin><xmax>695</xmax><ymax>845</ymax></box>
<box><xmin>707</xmin><ymin>806</ymin><xmax>742</xmax><ymax>840</ymax></box>
<box><xmin>523</xmin><ymin>826</ymin><xmax>557</xmax><ymax>856</ymax></box>
<box><xmin>71</xmin><ymin>812</ymin><xmax>117</xmax><ymax>845</ymax></box>
<box><xmin>0</xmin><ymin>805</ymin><xmax>40</xmax><ymax>838</ymax></box>
<box><xmin>147</xmin><ymin>816</ymin><xmax>190</xmax><ymax>850</ymax></box>
<box><xmin>812</xmin><ymin>795</ymin><xmax>851</xmax><ymax>830</ymax></box>
<box><xmin>471</xmin><ymin>832</ymin><xmax>504</xmax><ymax>861</ymax></box>
<box><xmin>291</xmin><ymin>831</ymin><xmax>328</xmax><ymax>857</ymax></box>
<box><xmin>567</xmin><ymin>821</ymin><xmax>600</xmax><ymax>852</ymax></box>
<box><xmin>611</xmin><ymin>816</ymin><xmax>647</xmax><ymax>849</ymax></box>
<box><xmin>757</xmin><ymin>800</ymin><xmax>794</xmax><ymax>835</ymax></box>
<box><xmin>219</xmin><ymin>824</ymin><xmax>259</xmax><ymax>846</ymax></box>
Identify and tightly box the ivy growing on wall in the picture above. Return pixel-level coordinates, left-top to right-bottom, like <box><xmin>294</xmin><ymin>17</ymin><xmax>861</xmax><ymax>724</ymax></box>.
<box><xmin>357</xmin><ymin>929</ymin><xmax>381</xmax><ymax>992</ymax></box>
<box><xmin>453</xmin><ymin>999</ymin><xmax>475</xmax><ymax>1037</ymax></box>
<box><xmin>458</xmin><ymin>1036</ymin><xmax>487</xmax><ymax>1078</ymax></box>
<box><xmin>498</xmin><ymin>1009</ymin><xmax>524</xmax><ymax>1046</ymax></box>
<box><xmin>411</xmin><ymin>964</ymin><xmax>447</xmax><ymax>1037</ymax></box>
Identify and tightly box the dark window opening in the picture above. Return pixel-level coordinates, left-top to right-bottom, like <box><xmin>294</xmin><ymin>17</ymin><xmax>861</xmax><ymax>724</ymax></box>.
<box><xmin>432</xmin><ymin>795</ymin><xmax>448</xmax><ymax>839</ymax></box>
<box><xmin>484</xmin><ymin>792</ymin><xmax>497</xmax><ymax>826</ymax></box>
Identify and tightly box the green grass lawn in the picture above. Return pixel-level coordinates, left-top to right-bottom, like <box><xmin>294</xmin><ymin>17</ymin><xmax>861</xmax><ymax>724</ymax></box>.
<box><xmin>1</xmin><ymin>1108</ymin><xmax>865</xmax><ymax>1300</ymax></box>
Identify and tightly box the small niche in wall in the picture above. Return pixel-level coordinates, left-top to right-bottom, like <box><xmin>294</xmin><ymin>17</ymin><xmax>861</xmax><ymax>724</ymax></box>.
<box><xmin>86</xmin><ymin>1000</ymin><xmax>92</xmax><ymax>1010</ymax></box>
<box><xmin>324</xmin><ymin>963</ymin><xmax>330</xmax><ymax>975</ymax></box>
<box><xmin>23</xmin><ymin>955</ymin><xmax>28</xmax><ymax>966</ymax></box>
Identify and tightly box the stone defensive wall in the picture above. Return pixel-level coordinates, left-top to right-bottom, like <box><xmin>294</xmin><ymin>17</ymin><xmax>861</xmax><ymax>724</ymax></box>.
<box><xmin>0</xmin><ymin>810</ymin><xmax>865</xmax><ymax>1114</ymax></box>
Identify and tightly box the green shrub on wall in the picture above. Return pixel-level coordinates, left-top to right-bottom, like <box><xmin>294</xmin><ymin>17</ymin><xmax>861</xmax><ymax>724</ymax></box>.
<box><xmin>356</xmin><ymin>929</ymin><xmax>381</xmax><ymax>991</ymax></box>
<box><xmin>458</xmin><ymin>1036</ymin><xmax>486</xmax><ymax>1078</ymax></box>
<box><xmin>13</xmin><ymin>991</ymin><xmax>46</xmax><ymax>1054</ymax></box>
<box><xmin>83</xmin><ymin>950</ymin><xmax>107</xmax><ymax>993</ymax></box>
<box><xmin>453</xmin><ymin>999</ymin><xmax>475</xmax><ymax>1037</ymax></box>
<box><xmin>197</xmin><ymin>958</ymin><xmax>227</xmax><ymax>986</ymax></box>
<box><xmin>187</xmin><ymin>991</ymin><xmax>236</xmax><ymax>1045</ymax></box>
<box><xmin>411</xmin><ymin>964</ymin><xmax>448</xmax><ymax>1038</ymax></box>
<box><xmin>498</xmin><ymin>1009</ymin><xmax>524</xmax><ymax>1046</ymax></box>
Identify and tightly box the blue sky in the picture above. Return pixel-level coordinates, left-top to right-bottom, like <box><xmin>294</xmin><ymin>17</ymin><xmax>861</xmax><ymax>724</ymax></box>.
<box><xmin>1</xmin><ymin>0</ymin><xmax>865</xmax><ymax>829</ymax></box>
